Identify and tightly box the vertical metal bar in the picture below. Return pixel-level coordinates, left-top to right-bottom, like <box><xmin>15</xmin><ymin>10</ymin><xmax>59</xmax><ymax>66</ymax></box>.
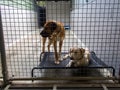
<box><xmin>119</xmin><ymin>65</ymin><xmax>120</xmax><ymax>83</ymax></box>
<box><xmin>0</xmin><ymin>8</ymin><xmax>9</xmax><ymax>86</ymax></box>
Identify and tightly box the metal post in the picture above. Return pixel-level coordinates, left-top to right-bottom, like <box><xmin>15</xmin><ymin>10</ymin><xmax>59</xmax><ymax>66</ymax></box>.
<box><xmin>0</xmin><ymin>8</ymin><xmax>9</xmax><ymax>86</ymax></box>
<box><xmin>118</xmin><ymin>65</ymin><xmax>120</xmax><ymax>83</ymax></box>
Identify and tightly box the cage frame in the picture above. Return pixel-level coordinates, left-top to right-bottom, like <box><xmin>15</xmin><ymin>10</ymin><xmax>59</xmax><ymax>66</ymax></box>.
<box><xmin>0</xmin><ymin>0</ymin><xmax>120</xmax><ymax>89</ymax></box>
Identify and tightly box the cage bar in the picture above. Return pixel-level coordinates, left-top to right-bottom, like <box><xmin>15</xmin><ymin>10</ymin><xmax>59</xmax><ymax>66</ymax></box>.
<box><xmin>0</xmin><ymin>8</ymin><xmax>8</xmax><ymax>86</ymax></box>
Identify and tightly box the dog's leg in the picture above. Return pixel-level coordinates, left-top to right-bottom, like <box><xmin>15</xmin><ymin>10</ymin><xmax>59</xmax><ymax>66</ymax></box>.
<box><xmin>42</xmin><ymin>37</ymin><xmax>46</xmax><ymax>52</ymax></box>
<box><xmin>63</xmin><ymin>54</ymin><xmax>69</xmax><ymax>60</ymax></box>
<box><xmin>48</xmin><ymin>40</ymin><xmax>52</xmax><ymax>52</ymax></box>
<box><xmin>59</xmin><ymin>40</ymin><xmax>63</xmax><ymax>53</ymax></box>
<box><xmin>58</xmin><ymin>40</ymin><xmax>63</xmax><ymax>61</ymax></box>
<box><xmin>53</xmin><ymin>40</ymin><xmax>59</xmax><ymax>64</ymax></box>
<box><xmin>66</xmin><ymin>60</ymin><xmax>73</xmax><ymax>67</ymax></box>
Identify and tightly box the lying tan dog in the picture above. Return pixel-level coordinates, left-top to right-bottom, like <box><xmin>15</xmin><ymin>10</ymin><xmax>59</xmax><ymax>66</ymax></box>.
<box><xmin>63</xmin><ymin>47</ymin><xmax>90</xmax><ymax>67</ymax></box>
<box><xmin>40</xmin><ymin>21</ymin><xmax>65</xmax><ymax>64</ymax></box>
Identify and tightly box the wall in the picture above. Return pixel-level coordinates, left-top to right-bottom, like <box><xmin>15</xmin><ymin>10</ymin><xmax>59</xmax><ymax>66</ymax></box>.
<box><xmin>46</xmin><ymin>1</ymin><xmax>70</xmax><ymax>26</ymax></box>
<box><xmin>0</xmin><ymin>5</ymin><xmax>38</xmax><ymax>47</ymax></box>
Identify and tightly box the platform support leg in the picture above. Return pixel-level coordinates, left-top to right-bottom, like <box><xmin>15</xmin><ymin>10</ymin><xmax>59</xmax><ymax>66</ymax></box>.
<box><xmin>101</xmin><ymin>84</ymin><xmax>108</xmax><ymax>90</ymax></box>
<box><xmin>53</xmin><ymin>85</ymin><xmax>57</xmax><ymax>90</ymax></box>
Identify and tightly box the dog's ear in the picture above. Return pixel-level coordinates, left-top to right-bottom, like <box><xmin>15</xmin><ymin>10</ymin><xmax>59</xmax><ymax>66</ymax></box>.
<box><xmin>45</xmin><ymin>21</ymin><xmax>57</xmax><ymax>32</ymax></box>
<box><xmin>70</xmin><ymin>48</ymin><xmax>74</xmax><ymax>53</ymax></box>
<box><xmin>80</xmin><ymin>48</ymin><xmax>85</xmax><ymax>54</ymax></box>
<box><xmin>50</xmin><ymin>22</ymin><xmax>57</xmax><ymax>32</ymax></box>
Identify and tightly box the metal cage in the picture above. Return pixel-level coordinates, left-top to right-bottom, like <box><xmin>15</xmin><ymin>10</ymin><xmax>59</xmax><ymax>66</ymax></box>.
<box><xmin>0</xmin><ymin>0</ymin><xmax>120</xmax><ymax>88</ymax></box>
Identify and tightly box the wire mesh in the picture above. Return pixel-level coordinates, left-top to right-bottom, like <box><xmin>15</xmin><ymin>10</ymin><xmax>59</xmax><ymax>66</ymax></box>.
<box><xmin>0</xmin><ymin>0</ymin><xmax>120</xmax><ymax>82</ymax></box>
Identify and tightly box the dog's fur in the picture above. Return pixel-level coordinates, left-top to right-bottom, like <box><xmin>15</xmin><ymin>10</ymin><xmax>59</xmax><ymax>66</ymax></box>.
<box><xmin>40</xmin><ymin>21</ymin><xmax>65</xmax><ymax>64</ymax></box>
<box><xmin>63</xmin><ymin>47</ymin><xmax>90</xmax><ymax>67</ymax></box>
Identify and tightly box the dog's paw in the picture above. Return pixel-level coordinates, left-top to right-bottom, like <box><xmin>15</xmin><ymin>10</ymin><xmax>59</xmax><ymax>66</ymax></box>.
<box><xmin>59</xmin><ymin>56</ymin><xmax>64</xmax><ymax>61</ymax></box>
<box><xmin>62</xmin><ymin>54</ymin><xmax>69</xmax><ymax>60</ymax></box>
<box><xmin>62</xmin><ymin>56</ymin><xmax>66</xmax><ymax>60</ymax></box>
<box><xmin>66</xmin><ymin>61</ymin><xmax>73</xmax><ymax>67</ymax></box>
<box><xmin>55</xmin><ymin>61</ymin><xmax>60</xmax><ymax>64</ymax></box>
<box><xmin>57</xmin><ymin>54</ymin><xmax>64</xmax><ymax>61</ymax></box>
<box><xmin>66</xmin><ymin>64</ymin><xmax>70</xmax><ymax>67</ymax></box>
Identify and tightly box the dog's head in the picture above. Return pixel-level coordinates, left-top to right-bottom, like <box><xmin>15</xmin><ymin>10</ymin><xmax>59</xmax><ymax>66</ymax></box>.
<box><xmin>69</xmin><ymin>47</ymin><xmax>85</xmax><ymax>60</ymax></box>
<box><xmin>40</xmin><ymin>21</ymin><xmax>57</xmax><ymax>37</ymax></box>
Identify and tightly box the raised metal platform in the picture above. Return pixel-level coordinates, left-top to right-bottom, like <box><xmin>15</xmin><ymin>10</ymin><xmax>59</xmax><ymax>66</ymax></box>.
<box><xmin>31</xmin><ymin>51</ymin><xmax>115</xmax><ymax>78</ymax></box>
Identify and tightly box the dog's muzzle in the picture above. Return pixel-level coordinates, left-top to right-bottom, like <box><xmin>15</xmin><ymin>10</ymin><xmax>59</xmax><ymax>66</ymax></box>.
<box><xmin>40</xmin><ymin>30</ymin><xmax>50</xmax><ymax>37</ymax></box>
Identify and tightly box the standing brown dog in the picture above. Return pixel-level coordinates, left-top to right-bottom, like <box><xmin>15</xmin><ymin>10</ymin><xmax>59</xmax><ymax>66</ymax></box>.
<box><xmin>40</xmin><ymin>21</ymin><xmax>65</xmax><ymax>64</ymax></box>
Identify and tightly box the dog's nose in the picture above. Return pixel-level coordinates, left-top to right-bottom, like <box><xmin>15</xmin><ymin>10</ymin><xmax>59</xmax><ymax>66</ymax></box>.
<box><xmin>40</xmin><ymin>31</ymin><xmax>49</xmax><ymax>37</ymax></box>
<box><xmin>40</xmin><ymin>31</ymin><xmax>44</xmax><ymax>35</ymax></box>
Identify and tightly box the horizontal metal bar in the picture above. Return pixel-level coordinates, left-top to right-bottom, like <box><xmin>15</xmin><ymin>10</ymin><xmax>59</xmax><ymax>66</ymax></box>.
<box><xmin>8</xmin><ymin>83</ymin><xmax>120</xmax><ymax>89</ymax></box>
<box><xmin>32</xmin><ymin>66</ymin><xmax>115</xmax><ymax>69</ymax></box>
<box><xmin>31</xmin><ymin>66</ymin><xmax>115</xmax><ymax>77</ymax></box>
<box><xmin>9</xmin><ymin>77</ymin><xmax>117</xmax><ymax>81</ymax></box>
<box><xmin>36</xmin><ymin>0</ymin><xmax>70</xmax><ymax>1</ymax></box>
